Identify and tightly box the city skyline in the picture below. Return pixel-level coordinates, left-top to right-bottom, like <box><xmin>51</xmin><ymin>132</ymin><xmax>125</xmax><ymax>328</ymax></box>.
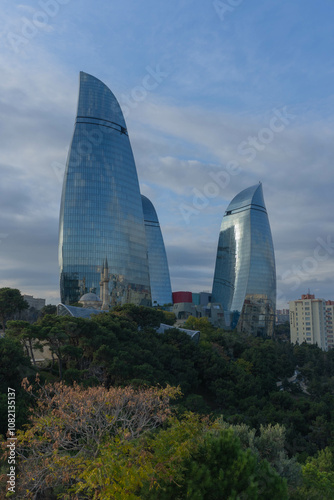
<box><xmin>0</xmin><ymin>1</ymin><xmax>334</xmax><ymax>307</ymax></box>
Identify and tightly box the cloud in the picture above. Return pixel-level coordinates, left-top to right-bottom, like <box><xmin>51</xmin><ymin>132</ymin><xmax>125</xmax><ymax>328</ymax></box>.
<box><xmin>0</xmin><ymin>0</ymin><xmax>333</xmax><ymax>311</ymax></box>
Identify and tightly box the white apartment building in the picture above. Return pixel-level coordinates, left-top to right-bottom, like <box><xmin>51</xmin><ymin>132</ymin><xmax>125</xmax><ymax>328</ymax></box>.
<box><xmin>289</xmin><ymin>294</ymin><xmax>328</xmax><ymax>351</ymax></box>
<box><xmin>325</xmin><ymin>300</ymin><xmax>334</xmax><ymax>350</ymax></box>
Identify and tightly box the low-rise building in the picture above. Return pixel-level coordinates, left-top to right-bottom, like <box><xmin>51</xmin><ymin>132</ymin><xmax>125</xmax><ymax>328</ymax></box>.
<box><xmin>276</xmin><ymin>309</ymin><xmax>289</xmax><ymax>324</ymax></box>
<box><xmin>23</xmin><ymin>294</ymin><xmax>46</xmax><ymax>310</ymax></box>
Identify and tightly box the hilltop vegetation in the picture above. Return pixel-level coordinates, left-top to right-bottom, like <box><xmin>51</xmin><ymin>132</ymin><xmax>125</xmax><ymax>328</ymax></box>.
<box><xmin>0</xmin><ymin>304</ymin><xmax>333</xmax><ymax>498</ymax></box>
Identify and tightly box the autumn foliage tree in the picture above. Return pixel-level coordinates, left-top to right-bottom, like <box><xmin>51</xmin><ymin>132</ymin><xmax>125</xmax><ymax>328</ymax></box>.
<box><xmin>5</xmin><ymin>378</ymin><xmax>180</xmax><ymax>499</ymax></box>
<box><xmin>5</xmin><ymin>383</ymin><xmax>289</xmax><ymax>500</ymax></box>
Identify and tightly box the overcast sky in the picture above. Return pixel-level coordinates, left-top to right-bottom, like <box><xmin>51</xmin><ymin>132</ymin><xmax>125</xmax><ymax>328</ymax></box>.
<box><xmin>0</xmin><ymin>0</ymin><xmax>333</xmax><ymax>307</ymax></box>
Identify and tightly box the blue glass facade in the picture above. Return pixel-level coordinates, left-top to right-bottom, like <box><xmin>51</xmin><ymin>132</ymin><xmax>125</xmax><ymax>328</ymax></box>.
<box><xmin>141</xmin><ymin>195</ymin><xmax>172</xmax><ymax>306</ymax></box>
<box><xmin>212</xmin><ymin>183</ymin><xmax>276</xmax><ymax>336</ymax></box>
<box><xmin>59</xmin><ymin>72</ymin><xmax>151</xmax><ymax>305</ymax></box>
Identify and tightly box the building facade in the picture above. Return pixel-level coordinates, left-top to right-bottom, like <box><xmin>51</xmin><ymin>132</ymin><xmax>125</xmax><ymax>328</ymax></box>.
<box><xmin>23</xmin><ymin>295</ymin><xmax>46</xmax><ymax>311</ymax></box>
<box><xmin>289</xmin><ymin>294</ymin><xmax>327</xmax><ymax>350</ymax></box>
<box><xmin>59</xmin><ymin>72</ymin><xmax>151</xmax><ymax>305</ymax></box>
<box><xmin>276</xmin><ymin>309</ymin><xmax>290</xmax><ymax>324</ymax></box>
<box><xmin>211</xmin><ymin>183</ymin><xmax>276</xmax><ymax>336</ymax></box>
<box><xmin>171</xmin><ymin>291</ymin><xmax>225</xmax><ymax>327</ymax></box>
<box><xmin>325</xmin><ymin>301</ymin><xmax>334</xmax><ymax>350</ymax></box>
<box><xmin>141</xmin><ymin>195</ymin><xmax>172</xmax><ymax>306</ymax></box>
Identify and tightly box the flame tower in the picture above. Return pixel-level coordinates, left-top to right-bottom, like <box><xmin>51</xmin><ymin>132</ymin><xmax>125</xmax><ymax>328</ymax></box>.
<box><xmin>59</xmin><ymin>72</ymin><xmax>151</xmax><ymax>305</ymax></box>
<box><xmin>141</xmin><ymin>195</ymin><xmax>172</xmax><ymax>306</ymax></box>
<box><xmin>212</xmin><ymin>183</ymin><xmax>276</xmax><ymax>336</ymax></box>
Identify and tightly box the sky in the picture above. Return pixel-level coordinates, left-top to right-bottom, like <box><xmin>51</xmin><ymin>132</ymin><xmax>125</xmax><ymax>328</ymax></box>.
<box><xmin>0</xmin><ymin>0</ymin><xmax>334</xmax><ymax>307</ymax></box>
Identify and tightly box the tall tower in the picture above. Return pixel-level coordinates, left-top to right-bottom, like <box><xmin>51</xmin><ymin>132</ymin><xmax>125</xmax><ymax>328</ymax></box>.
<box><xmin>141</xmin><ymin>195</ymin><xmax>172</xmax><ymax>306</ymax></box>
<box><xmin>212</xmin><ymin>183</ymin><xmax>276</xmax><ymax>337</ymax></box>
<box><xmin>59</xmin><ymin>72</ymin><xmax>151</xmax><ymax>306</ymax></box>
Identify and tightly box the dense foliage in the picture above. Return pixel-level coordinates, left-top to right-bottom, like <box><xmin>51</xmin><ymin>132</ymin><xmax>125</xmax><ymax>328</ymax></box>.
<box><xmin>0</xmin><ymin>303</ymin><xmax>333</xmax><ymax>498</ymax></box>
<box><xmin>0</xmin><ymin>288</ymin><xmax>28</xmax><ymax>332</ymax></box>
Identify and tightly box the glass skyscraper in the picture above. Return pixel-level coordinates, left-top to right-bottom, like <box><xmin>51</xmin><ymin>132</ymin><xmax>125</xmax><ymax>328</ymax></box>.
<box><xmin>212</xmin><ymin>183</ymin><xmax>276</xmax><ymax>337</ymax></box>
<box><xmin>59</xmin><ymin>72</ymin><xmax>151</xmax><ymax>305</ymax></box>
<box><xmin>141</xmin><ymin>195</ymin><xmax>172</xmax><ymax>306</ymax></box>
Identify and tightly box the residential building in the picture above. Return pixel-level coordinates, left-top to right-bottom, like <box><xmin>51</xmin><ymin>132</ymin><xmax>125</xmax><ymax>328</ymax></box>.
<box><xmin>289</xmin><ymin>294</ymin><xmax>327</xmax><ymax>350</ymax></box>
<box><xmin>211</xmin><ymin>183</ymin><xmax>276</xmax><ymax>337</ymax></box>
<box><xmin>325</xmin><ymin>300</ymin><xmax>334</xmax><ymax>349</ymax></box>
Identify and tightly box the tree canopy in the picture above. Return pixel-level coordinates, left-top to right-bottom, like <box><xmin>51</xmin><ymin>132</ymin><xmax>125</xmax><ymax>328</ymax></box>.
<box><xmin>1</xmin><ymin>304</ymin><xmax>333</xmax><ymax>498</ymax></box>
<box><xmin>0</xmin><ymin>287</ymin><xmax>28</xmax><ymax>332</ymax></box>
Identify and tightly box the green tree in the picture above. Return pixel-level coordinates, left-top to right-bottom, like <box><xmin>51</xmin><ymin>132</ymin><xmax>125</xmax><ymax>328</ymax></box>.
<box><xmin>73</xmin><ymin>413</ymin><xmax>288</xmax><ymax>500</ymax></box>
<box><xmin>0</xmin><ymin>288</ymin><xmax>28</xmax><ymax>332</ymax></box>
<box><xmin>183</xmin><ymin>316</ymin><xmax>216</xmax><ymax>339</ymax></box>
<box><xmin>160</xmin><ymin>310</ymin><xmax>176</xmax><ymax>325</ymax></box>
<box><xmin>291</xmin><ymin>448</ymin><xmax>334</xmax><ymax>499</ymax></box>
<box><xmin>218</xmin><ymin>421</ymin><xmax>301</xmax><ymax>489</ymax></box>
<box><xmin>6</xmin><ymin>320</ymin><xmax>43</xmax><ymax>366</ymax></box>
<box><xmin>112</xmin><ymin>304</ymin><xmax>166</xmax><ymax>329</ymax></box>
<box><xmin>0</xmin><ymin>336</ymin><xmax>34</xmax><ymax>436</ymax></box>
<box><xmin>40</xmin><ymin>304</ymin><xmax>57</xmax><ymax>317</ymax></box>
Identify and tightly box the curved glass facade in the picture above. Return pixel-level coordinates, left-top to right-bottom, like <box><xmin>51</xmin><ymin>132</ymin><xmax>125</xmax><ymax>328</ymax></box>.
<box><xmin>59</xmin><ymin>72</ymin><xmax>151</xmax><ymax>306</ymax></box>
<box><xmin>141</xmin><ymin>195</ymin><xmax>172</xmax><ymax>306</ymax></box>
<box><xmin>212</xmin><ymin>183</ymin><xmax>276</xmax><ymax>336</ymax></box>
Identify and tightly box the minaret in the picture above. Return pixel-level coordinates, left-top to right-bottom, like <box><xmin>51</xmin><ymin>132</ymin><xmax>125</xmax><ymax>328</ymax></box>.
<box><xmin>100</xmin><ymin>258</ymin><xmax>110</xmax><ymax>310</ymax></box>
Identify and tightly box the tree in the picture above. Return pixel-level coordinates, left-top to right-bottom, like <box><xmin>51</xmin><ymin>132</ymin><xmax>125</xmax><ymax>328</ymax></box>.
<box><xmin>160</xmin><ymin>310</ymin><xmax>176</xmax><ymax>325</ymax></box>
<box><xmin>5</xmin><ymin>320</ymin><xmax>43</xmax><ymax>366</ymax></box>
<box><xmin>291</xmin><ymin>448</ymin><xmax>334</xmax><ymax>499</ymax></box>
<box><xmin>36</xmin><ymin>315</ymin><xmax>97</xmax><ymax>380</ymax></box>
<box><xmin>8</xmin><ymin>379</ymin><xmax>180</xmax><ymax>498</ymax></box>
<box><xmin>183</xmin><ymin>316</ymin><xmax>216</xmax><ymax>338</ymax></box>
<box><xmin>217</xmin><ymin>420</ymin><xmax>301</xmax><ymax>489</ymax></box>
<box><xmin>40</xmin><ymin>304</ymin><xmax>57</xmax><ymax>317</ymax></box>
<box><xmin>0</xmin><ymin>288</ymin><xmax>28</xmax><ymax>332</ymax></box>
<box><xmin>157</xmin><ymin>429</ymin><xmax>288</xmax><ymax>500</ymax></box>
<box><xmin>112</xmin><ymin>304</ymin><xmax>165</xmax><ymax>329</ymax></box>
<box><xmin>0</xmin><ymin>336</ymin><xmax>34</xmax><ymax>436</ymax></box>
<box><xmin>74</xmin><ymin>414</ymin><xmax>288</xmax><ymax>500</ymax></box>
